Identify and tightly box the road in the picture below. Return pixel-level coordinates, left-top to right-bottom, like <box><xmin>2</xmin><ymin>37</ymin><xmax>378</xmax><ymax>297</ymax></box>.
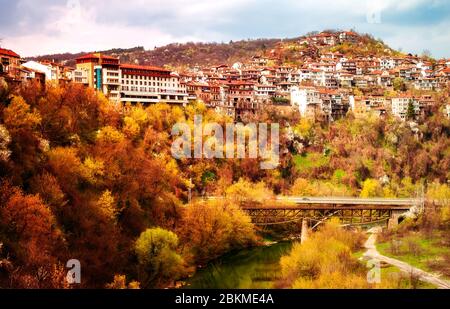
<box><xmin>206</xmin><ymin>196</ymin><xmax>420</xmax><ymax>206</ymax></box>
<box><xmin>363</xmin><ymin>228</ymin><xmax>450</xmax><ymax>289</ymax></box>
<box><xmin>276</xmin><ymin>196</ymin><xmax>420</xmax><ymax>206</ymax></box>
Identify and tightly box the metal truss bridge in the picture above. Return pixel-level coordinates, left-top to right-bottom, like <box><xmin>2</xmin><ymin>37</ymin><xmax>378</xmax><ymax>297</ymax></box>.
<box><xmin>239</xmin><ymin>197</ymin><xmax>420</xmax><ymax>227</ymax></box>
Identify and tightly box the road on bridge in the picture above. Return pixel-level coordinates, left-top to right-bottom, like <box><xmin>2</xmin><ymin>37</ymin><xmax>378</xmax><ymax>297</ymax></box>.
<box><xmin>206</xmin><ymin>196</ymin><xmax>420</xmax><ymax>207</ymax></box>
<box><xmin>275</xmin><ymin>197</ymin><xmax>419</xmax><ymax>206</ymax></box>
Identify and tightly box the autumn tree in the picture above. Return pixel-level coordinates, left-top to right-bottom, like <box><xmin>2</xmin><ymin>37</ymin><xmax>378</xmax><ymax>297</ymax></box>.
<box><xmin>2</xmin><ymin>95</ymin><xmax>43</xmax><ymax>183</ymax></box>
<box><xmin>280</xmin><ymin>219</ymin><xmax>367</xmax><ymax>288</ymax></box>
<box><xmin>0</xmin><ymin>183</ymin><xmax>65</xmax><ymax>288</ymax></box>
<box><xmin>106</xmin><ymin>274</ymin><xmax>140</xmax><ymax>289</ymax></box>
<box><xmin>35</xmin><ymin>84</ymin><xmax>115</xmax><ymax>145</ymax></box>
<box><xmin>360</xmin><ymin>179</ymin><xmax>383</xmax><ymax>197</ymax></box>
<box><xmin>135</xmin><ymin>228</ymin><xmax>186</xmax><ymax>288</ymax></box>
<box><xmin>225</xmin><ymin>178</ymin><xmax>274</xmax><ymax>204</ymax></box>
<box><xmin>0</xmin><ymin>124</ymin><xmax>11</xmax><ymax>163</ymax></box>
<box><xmin>178</xmin><ymin>200</ymin><xmax>258</xmax><ymax>264</ymax></box>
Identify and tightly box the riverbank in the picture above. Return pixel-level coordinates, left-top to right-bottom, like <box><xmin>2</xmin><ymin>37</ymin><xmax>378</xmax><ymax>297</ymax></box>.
<box><xmin>183</xmin><ymin>241</ymin><xmax>293</xmax><ymax>289</ymax></box>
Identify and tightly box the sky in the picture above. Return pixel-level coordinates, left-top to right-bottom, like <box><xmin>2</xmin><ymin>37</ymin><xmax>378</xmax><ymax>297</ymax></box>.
<box><xmin>0</xmin><ymin>0</ymin><xmax>449</xmax><ymax>58</ymax></box>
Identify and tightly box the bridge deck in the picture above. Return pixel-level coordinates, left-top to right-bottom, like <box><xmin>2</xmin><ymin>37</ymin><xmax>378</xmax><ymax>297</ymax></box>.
<box><xmin>205</xmin><ymin>196</ymin><xmax>418</xmax><ymax>210</ymax></box>
<box><xmin>204</xmin><ymin>196</ymin><xmax>420</xmax><ymax>226</ymax></box>
<box><xmin>240</xmin><ymin>197</ymin><xmax>418</xmax><ymax>211</ymax></box>
<box><xmin>277</xmin><ymin>197</ymin><xmax>417</xmax><ymax>205</ymax></box>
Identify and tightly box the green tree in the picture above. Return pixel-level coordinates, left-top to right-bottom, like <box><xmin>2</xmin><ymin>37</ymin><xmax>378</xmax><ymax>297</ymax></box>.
<box><xmin>135</xmin><ymin>228</ymin><xmax>185</xmax><ymax>287</ymax></box>
<box><xmin>393</xmin><ymin>77</ymin><xmax>406</xmax><ymax>92</ymax></box>
<box><xmin>406</xmin><ymin>99</ymin><xmax>415</xmax><ymax>120</ymax></box>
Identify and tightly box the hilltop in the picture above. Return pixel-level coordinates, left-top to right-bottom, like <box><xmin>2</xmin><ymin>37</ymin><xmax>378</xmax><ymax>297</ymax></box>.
<box><xmin>30</xmin><ymin>30</ymin><xmax>405</xmax><ymax>69</ymax></box>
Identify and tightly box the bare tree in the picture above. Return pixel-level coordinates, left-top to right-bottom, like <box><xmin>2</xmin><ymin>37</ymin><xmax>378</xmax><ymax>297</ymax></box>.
<box><xmin>421</xmin><ymin>49</ymin><xmax>432</xmax><ymax>59</ymax></box>
<box><xmin>409</xmin><ymin>269</ymin><xmax>420</xmax><ymax>289</ymax></box>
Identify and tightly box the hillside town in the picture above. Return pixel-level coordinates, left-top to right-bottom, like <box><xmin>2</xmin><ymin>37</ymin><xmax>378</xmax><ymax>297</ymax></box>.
<box><xmin>1</xmin><ymin>10</ymin><xmax>450</xmax><ymax>294</ymax></box>
<box><xmin>1</xmin><ymin>30</ymin><xmax>450</xmax><ymax>122</ymax></box>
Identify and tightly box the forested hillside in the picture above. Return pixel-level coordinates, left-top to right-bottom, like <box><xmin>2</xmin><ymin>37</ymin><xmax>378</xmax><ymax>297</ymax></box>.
<box><xmin>0</xmin><ymin>80</ymin><xmax>449</xmax><ymax>288</ymax></box>
<box><xmin>30</xmin><ymin>31</ymin><xmax>402</xmax><ymax>69</ymax></box>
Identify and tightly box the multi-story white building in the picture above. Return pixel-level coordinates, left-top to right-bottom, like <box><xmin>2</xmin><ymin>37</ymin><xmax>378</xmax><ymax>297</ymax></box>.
<box><xmin>337</xmin><ymin>71</ymin><xmax>354</xmax><ymax>88</ymax></box>
<box><xmin>75</xmin><ymin>54</ymin><xmax>187</xmax><ymax>105</ymax></box>
<box><xmin>380</xmin><ymin>57</ymin><xmax>395</xmax><ymax>70</ymax></box>
<box><xmin>291</xmin><ymin>86</ymin><xmax>322</xmax><ymax>118</ymax></box>
<box><xmin>22</xmin><ymin>61</ymin><xmax>55</xmax><ymax>82</ymax></box>
<box><xmin>391</xmin><ymin>96</ymin><xmax>419</xmax><ymax>121</ymax></box>
<box><xmin>255</xmin><ymin>84</ymin><xmax>277</xmax><ymax>100</ymax></box>
<box><xmin>73</xmin><ymin>68</ymin><xmax>89</xmax><ymax>85</ymax></box>
<box><xmin>75</xmin><ymin>53</ymin><xmax>121</xmax><ymax>101</ymax></box>
<box><xmin>413</xmin><ymin>78</ymin><xmax>438</xmax><ymax>91</ymax></box>
<box><xmin>120</xmin><ymin>64</ymin><xmax>188</xmax><ymax>105</ymax></box>
<box><xmin>22</xmin><ymin>60</ymin><xmax>75</xmax><ymax>84</ymax></box>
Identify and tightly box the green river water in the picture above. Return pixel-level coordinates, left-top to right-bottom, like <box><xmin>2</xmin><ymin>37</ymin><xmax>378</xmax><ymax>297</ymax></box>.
<box><xmin>185</xmin><ymin>242</ymin><xmax>294</xmax><ymax>289</ymax></box>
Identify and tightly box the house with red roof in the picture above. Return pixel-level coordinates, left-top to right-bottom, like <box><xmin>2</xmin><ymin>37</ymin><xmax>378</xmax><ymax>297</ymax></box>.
<box><xmin>338</xmin><ymin>31</ymin><xmax>359</xmax><ymax>44</ymax></box>
<box><xmin>0</xmin><ymin>48</ymin><xmax>21</xmax><ymax>80</ymax></box>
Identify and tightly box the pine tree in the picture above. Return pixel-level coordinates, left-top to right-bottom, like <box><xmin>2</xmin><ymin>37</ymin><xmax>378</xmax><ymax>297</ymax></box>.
<box><xmin>406</xmin><ymin>99</ymin><xmax>415</xmax><ymax>120</ymax></box>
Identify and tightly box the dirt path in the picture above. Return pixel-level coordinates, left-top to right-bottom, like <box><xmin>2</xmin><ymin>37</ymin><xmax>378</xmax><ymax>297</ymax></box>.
<box><xmin>363</xmin><ymin>228</ymin><xmax>450</xmax><ymax>289</ymax></box>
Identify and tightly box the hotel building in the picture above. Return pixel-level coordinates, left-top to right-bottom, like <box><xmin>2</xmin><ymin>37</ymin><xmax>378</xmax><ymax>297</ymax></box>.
<box><xmin>75</xmin><ymin>53</ymin><xmax>120</xmax><ymax>101</ymax></box>
<box><xmin>75</xmin><ymin>53</ymin><xmax>187</xmax><ymax>105</ymax></box>
<box><xmin>120</xmin><ymin>64</ymin><xmax>187</xmax><ymax>105</ymax></box>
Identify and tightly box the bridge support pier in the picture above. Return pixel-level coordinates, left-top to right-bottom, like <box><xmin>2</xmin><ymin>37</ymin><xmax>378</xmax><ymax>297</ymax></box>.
<box><xmin>388</xmin><ymin>212</ymin><xmax>401</xmax><ymax>230</ymax></box>
<box><xmin>301</xmin><ymin>219</ymin><xmax>308</xmax><ymax>244</ymax></box>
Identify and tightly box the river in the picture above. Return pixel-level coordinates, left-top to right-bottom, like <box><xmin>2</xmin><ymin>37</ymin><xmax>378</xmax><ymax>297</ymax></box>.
<box><xmin>184</xmin><ymin>241</ymin><xmax>293</xmax><ymax>289</ymax></box>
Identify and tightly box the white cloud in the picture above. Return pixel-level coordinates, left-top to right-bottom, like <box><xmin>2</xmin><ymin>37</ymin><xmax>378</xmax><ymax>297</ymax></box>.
<box><xmin>5</xmin><ymin>0</ymin><xmax>255</xmax><ymax>56</ymax></box>
<box><xmin>2</xmin><ymin>0</ymin><xmax>449</xmax><ymax>58</ymax></box>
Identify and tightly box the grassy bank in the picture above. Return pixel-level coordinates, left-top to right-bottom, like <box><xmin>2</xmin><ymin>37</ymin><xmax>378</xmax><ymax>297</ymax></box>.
<box><xmin>377</xmin><ymin>230</ymin><xmax>450</xmax><ymax>280</ymax></box>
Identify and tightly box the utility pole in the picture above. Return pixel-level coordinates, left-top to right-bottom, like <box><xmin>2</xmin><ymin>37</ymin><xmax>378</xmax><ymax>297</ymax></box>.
<box><xmin>421</xmin><ymin>183</ymin><xmax>425</xmax><ymax>213</ymax></box>
<box><xmin>188</xmin><ymin>177</ymin><xmax>192</xmax><ymax>204</ymax></box>
<box><xmin>187</xmin><ymin>164</ymin><xmax>193</xmax><ymax>205</ymax></box>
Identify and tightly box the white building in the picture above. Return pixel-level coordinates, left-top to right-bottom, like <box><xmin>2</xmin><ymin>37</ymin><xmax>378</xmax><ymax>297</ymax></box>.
<box><xmin>413</xmin><ymin>78</ymin><xmax>438</xmax><ymax>91</ymax></box>
<box><xmin>291</xmin><ymin>86</ymin><xmax>322</xmax><ymax>118</ymax></box>
<box><xmin>380</xmin><ymin>58</ymin><xmax>395</xmax><ymax>70</ymax></box>
<box><xmin>391</xmin><ymin>96</ymin><xmax>419</xmax><ymax>121</ymax></box>
<box><xmin>119</xmin><ymin>64</ymin><xmax>188</xmax><ymax>105</ymax></box>
<box><xmin>255</xmin><ymin>84</ymin><xmax>276</xmax><ymax>99</ymax></box>
<box><xmin>73</xmin><ymin>68</ymin><xmax>89</xmax><ymax>85</ymax></box>
<box><xmin>22</xmin><ymin>61</ymin><xmax>56</xmax><ymax>82</ymax></box>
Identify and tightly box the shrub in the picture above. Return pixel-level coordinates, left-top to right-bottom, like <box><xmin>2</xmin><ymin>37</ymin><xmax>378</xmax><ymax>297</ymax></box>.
<box><xmin>280</xmin><ymin>219</ymin><xmax>366</xmax><ymax>288</ymax></box>
<box><xmin>178</xmin><ymin>200</ymin><xmax>258</xmax><ymax>264</ymax></box>
<box><xmin>135</xmin><ymin>228</ymin><xmax>186</xmax><ymax>288</ymax></box>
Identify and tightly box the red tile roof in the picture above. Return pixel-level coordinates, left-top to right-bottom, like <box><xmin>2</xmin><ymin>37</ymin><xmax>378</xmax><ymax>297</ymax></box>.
<box><xmin>226</xmin><ymin>80</ymin><xmax>255</xmax><ymax>86</ymax></box>
<box><xmin>0</xmin><ymin>48</ymin><xmax>20</xmax><ymax>58</ymax></box>
<box><xmin>76</xmin><ymin>53</ymin><xmax>118</xmax><ymax>61</ymax></box>
<box><xmin>120</xmin><ymin>63</ymin><xmax>170</xmax><ymax>72</ymax></box>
